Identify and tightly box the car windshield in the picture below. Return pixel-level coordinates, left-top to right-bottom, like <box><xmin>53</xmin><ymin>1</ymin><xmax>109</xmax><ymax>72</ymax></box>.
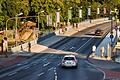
<box><xmin>96</xmin><ymin>29</ymin><xmax>101</xmax><ymax>31</ymax></box>
<box><xmin>64</xmin><ymin>57</ymin><xmax>75</xmax><ymax>60</ymax></box>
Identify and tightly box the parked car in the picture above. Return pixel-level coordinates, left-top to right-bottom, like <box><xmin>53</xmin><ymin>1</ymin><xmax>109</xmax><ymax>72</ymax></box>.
<box><xmin>61</xmin><ymin>55</ymin><xmax>78</xmax><ymax>68</ymax></box>
<box><xmin>95</xmin><ymin>28</ymin><xmax>103</xmax><ymax>36</ymax></box>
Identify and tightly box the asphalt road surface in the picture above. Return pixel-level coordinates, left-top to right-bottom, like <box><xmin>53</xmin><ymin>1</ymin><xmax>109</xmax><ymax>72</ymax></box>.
<box><xmin>0</xmin><ymin>22</ymin><xmax>113</xmax><ymax>80</ymax></box>
<box><xmin>0</xmin><ymin>36</ymin><xmax>104</xmax><ymax>80</ymax></box>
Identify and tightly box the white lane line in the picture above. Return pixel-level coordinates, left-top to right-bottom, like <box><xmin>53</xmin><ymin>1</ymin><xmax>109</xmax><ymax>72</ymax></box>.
<box><xmin>22</xmin><ymin>61</ymin><xmax>28</xmax><ymax>65</ymax></box>
<box><xmin>48</xmin><ymin>67</ymin><xmax>53</xmax><ymax>71</ymax></box>
<box><xmin>43</xmin><ymin>62</ymin><xmax>50</xmax><ymax>67</ymax></box>
<box><xmin>38</xmin><ymin>72</ymin><xmax>44</xmax><ymax>76</ymax></box>
<box><xmin>70</xmin><ymin>47</ymin><xmax>75</xmax><ymax>50</ymax></box>
<box><xmin>55</xmin><ymin>75</ymin><xmax>57</xmax><ymax>80</ymax></box>
<box><xmin>24</xmin><ymin>66</ymin><xmax>30</xmax><ymax>69</ymax></box>
<box><xmin>7</xmin><ymin>72</ymin><xmax>17</xmax><ymax>76</ymax></box>
<box><xmin>85</xmin><ymin>61</ymin><xmax>105</xmax><ymax>80</ymax></box>
<box><xmin>16</xmin><ymin>63</ymin><xmax>22</xmax><ymax>66</ymax></box>
<box><xmin>54</xmin><ymin>67</ymin><xmax>57</xmax><ymax>80</ymax></box>
<box><xmin>50</xmin><ymin>54</ymin><xmax>54</xmax><ymax>57</ymax></box>
<box><xmin>57</xmin><ymin>63</ymin><xmax>61</xmax><ymax>66</ymax></box>
<box><xmin>32</xmin><ymin>62</ymin><xmax>38</xmax><ymax>65</ymax></box>
<box><xmin>75</xmin><ymin>37</ymin><xmax>94</xmax><ymax>53</ymax></box>
<box><xmin>54</xmin><ymin>67</ymin><xmax>56</xmax><ymax>72</ymax></box>
<box><xmin>42</xmin><ymin>58</ymin><xmax>47</xmax><ymax>61</ymax></box>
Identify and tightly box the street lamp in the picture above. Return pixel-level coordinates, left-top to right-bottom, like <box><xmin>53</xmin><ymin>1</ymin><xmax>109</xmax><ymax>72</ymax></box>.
<box><xmin>79</xmin><ymin>6</ymin><xmax>82</xmax><ymax>22</ymax></box>
<box><xmin>114</xmin><ymin>8</ymin><xmax>119</xmax><ymax>46</ymax></box>
<box><xmin>38</xmin><ymin>10</ymin><xmax>44</xmax><ymax>30</ymax></box>
<box><xmin>15</xmin><ymin>12</ymin><xmax>23</xmax><ymax>46</ymax></box>
<box><xmin>5</xmin><ymin>17</ymin><xmax>15</xmax><ymax>37</ymax></box>
<box><xmin>68</xmin><ymin>7</ymin><xmax>72</xmax><ymax>26</ymax></box>
<box><xmin>56</xmin><ymin>8</ymin><xmax>61</xmax><ymax>29</ymax></box>
<box><xmin>88</xmin><ymin>6</ymin><xmax>91</xmax><ymax>23</ymax></box>
<box><xmin>109</xmin><ymin>10</ymin><xmax>114</xmax><ymax>60</ymax></box>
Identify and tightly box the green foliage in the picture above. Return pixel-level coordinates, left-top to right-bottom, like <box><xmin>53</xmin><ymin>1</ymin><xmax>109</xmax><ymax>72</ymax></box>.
<box><xmin>70</xmin><ymin>17</ymin><xmax>81</xmax><ymax>23</ymax></box>
<box><xmin>0</xmin><ymin>0</ymin><xmax>120</xmax><ymax>30</ymax></box>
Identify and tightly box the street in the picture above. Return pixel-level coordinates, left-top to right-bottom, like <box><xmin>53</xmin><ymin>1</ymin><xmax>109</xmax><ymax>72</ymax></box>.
<box><xmin>0</xmin><ymin>34</ymin><xmax>105</xmax><ymax>80</ymax></box>
<box><xmin>1</xmin><ymin>0</ymin><xmax>120</xmax><ymax>80</ymax></box>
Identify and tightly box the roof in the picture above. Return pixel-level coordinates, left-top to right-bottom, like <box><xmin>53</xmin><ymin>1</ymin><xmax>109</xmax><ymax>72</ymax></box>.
<box><xmin>64</xmin><ymin>55</ymin><xmax>75</xmax><ymax>57</ymax></box>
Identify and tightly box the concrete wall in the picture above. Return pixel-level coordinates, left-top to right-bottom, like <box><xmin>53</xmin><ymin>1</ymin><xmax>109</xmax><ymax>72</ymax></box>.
<box><xmin>10</xmin><ymin>38</ymin><xmax>38</xmax><ymax>52</ymax></box>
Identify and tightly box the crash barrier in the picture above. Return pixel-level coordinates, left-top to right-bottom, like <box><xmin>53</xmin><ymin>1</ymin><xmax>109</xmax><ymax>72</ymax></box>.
<box><xmin>9</xmin><ymin>38</ymin><xmax>38</xmax><ymax>52</ymax></box>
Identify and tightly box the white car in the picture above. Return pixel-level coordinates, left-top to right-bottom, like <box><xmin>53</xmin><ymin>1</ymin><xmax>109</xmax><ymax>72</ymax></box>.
<box><xmin>61</xmin><ymin>55</ymin><xmax>78</xmax><ymax>68</ymax></box>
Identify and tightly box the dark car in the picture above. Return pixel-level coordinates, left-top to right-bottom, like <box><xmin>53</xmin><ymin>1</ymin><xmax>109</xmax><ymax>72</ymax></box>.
<box><xmin>95</xmin><ymin>29</ymin><xmax>103</xmax><ymax>36</ymax></box>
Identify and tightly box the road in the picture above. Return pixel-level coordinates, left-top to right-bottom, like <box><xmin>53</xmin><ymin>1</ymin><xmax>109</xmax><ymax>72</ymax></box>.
<box><xmin>0</xmin><ymin>22</ymin><xmax>113</xmax><ymax>80</ymax></box>
<box><xmin>0</xmin><ymin>36</ymin><xmax>104</xmax><ymax>80</ymax></box>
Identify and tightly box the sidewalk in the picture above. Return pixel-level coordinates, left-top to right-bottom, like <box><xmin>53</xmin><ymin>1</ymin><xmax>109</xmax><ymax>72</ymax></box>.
<box><xmin>89</xmin><ymin>28</ymin><xmax>118</xmax><ymax>60</ymax></box>
<box><xmin>88</xmin><ymin>58</ymin><xmax>120</xmax><ymax>79</ymax></box>
<box><xmin>57</xmin><ymin>18</ymin><xmax>110</xmax><ymax>36</ymax></box>
<box><xmin>22</xmin><ymin>18</ymin><xmax>110</xmax><ymax>53</ymax></box>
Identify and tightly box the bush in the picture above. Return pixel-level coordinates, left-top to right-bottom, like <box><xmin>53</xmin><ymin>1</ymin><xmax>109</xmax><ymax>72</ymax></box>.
<box><xmin>70</xmin><ymin>17</ymin><xmax>81</xmax><ymax>24</ymax></box>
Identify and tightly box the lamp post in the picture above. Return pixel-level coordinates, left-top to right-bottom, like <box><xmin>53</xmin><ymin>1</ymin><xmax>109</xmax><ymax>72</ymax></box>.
<box><xmin>5</xmin><ymin>17</ymin><xmax>15</xmax><ymax>37</ymax></box>
<box><xmin>79</xmin><ymin>6</ymin><xmax>82</xmax><ymax>22</ymax></box>
<box><xmin>67</xmin><ymin>7</ymin><xmax>72</xmax><ymax>26</ymax></box>
<box><xmin>56</xmin><ymin>8</ymin><xmax>61</xmax><ymax>30</ymax></box>
<box><xmin>38</xmin><ymin>10</ymin><xmax>44</xmax><ymax>31</ymax></box>
<box><xmin>109</xmin><ymin>10</ymin><xmax>114</xmax><ymax>60</ymax></box>
<box><xmin>15</xmin><ymin>12</ymin><xmax>23</xmax><ymax>46</ymax></box>
<box><xmin>115</xmin><ymin>8</ymin><xmax>119</xmax><ymax>45</ymax></box>
<box><xmin>88</xmin><ymin>6</ymin><xmax>91</xmax><ymax>23</ymax></box>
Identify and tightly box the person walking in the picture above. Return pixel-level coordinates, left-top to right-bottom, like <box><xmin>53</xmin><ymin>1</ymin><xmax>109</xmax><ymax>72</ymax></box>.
<box><xmin>101</xmin><ymin>47</ymin><xmax>105</xmax><ymax>58</ymax></box>
<box><xmin>92</xmin><ymin>45</ymin><xmax>96</xmax><ymax>57</ymax></box>
<box><xmin>20</xmin><ymin>41</ymin><xmax>23</xmax><ymax>51</ymax></box>
<box><xmin>2</xmin><ymin>37</ymin><xmax>8</xmax><ymax>57</ymax></box>
<box><xmin>28</xmin><ymin>42</ymin><xmax>31</xmax><ymax>52</ymax></box>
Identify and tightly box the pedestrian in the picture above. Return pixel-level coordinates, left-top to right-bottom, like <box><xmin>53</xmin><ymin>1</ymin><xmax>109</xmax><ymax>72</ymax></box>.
<box><xmin>92</xmin><ymin>45</ymin><xmax>96</xmax><ymax>57</ymax></box>
<box><xmin>1</xmin><ymin>39</ymin><xmax>4</xmax><ymax>54</ymax></box>
<box><xmin>53</xmin><ymin>27</ymin><xmax>55</xmax><ymax>31</ymax></box>
<box><xmin>100</xmin><ymin>47</ymin><xmax>105</xmax><ymax>58</ymax></box>
<box><xmin>20</xmin><ymin>41</ymin><xmax>23</xmax><ymax>51</ymax></box>
<box><xmin>3</xmin><ymin>37</ymin><xmax>8</xmax><ymax>58</ymax></box>
<box><xmin>76</xmin><ymin>23</ymin><xmax>78</xmax><ymax>29</ymax></box>
<box><xmin>28</xmin><ymin>42</ymin><xmax>31</xmax><ymax>52</ymax></box>
<box><xmin>65</xmin><ymin>26</ymin><xmax>67</xmax><ymax>31</ymax></box>
<box><xmin>59</xmin><ymin>27</ymin><xmax>62</xmax><ymax>34</ymax></box>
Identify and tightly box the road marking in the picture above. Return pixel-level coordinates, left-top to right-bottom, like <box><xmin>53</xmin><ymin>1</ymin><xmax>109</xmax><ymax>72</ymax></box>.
<box><xmin>70</xmin><ymin>47</ymin><xmax>75</xmax><ymax>50</ymax></box>
<box><xmin>57</xmin><ymin>63</ymin><xmax>61</xmax><ymax>66</ymax></box>
<box><xmin>42</xmin><ymin>58</ymin><xmax>47</xmax><ymax>61</ymax></box>
<box><xmin>16</xmin><ymin>63</ymin><xmax>22</xmax><ymax>66</ymax></box>
<box><xmin>22</xmin><ymin>61</ymin><xmax>28</xmax><ymax>65</ymax></box>
<box><xmin>54</xmin><ymin>67</ymin><xmax>57</xmax><ymax>80</ymax></box>
<box><xmin>85</xmin><ymin>61</ymin><xmax>105</xmax><ymax>80</ymax></box>
<box><xmin>55</xmin><ymin>75</ymin><xmax>57</xmax><ymax>80</ymax></box>
<box><xmin>32</xmin><ymin>62</ymin><xmax>38</xmax><ymax>65</ymax></box>
<box><xmin>24</xmin><ymin>66</ymin><xmax>30</xmax><ymax>69</ymax></box>
<box><xmin>48</xmin><ymin>67</ymin><xmax>53</xmax><ymax>71</ymax></box>
<box><xmin>75</xmin><ymin>37</ymin><xmax>94</xmax><ymax>53</ymax></box>
<box><xmin>7</xmin><ymin>72</ymin><xmax>17</xmax><ymax>76</ymax></box>
<box><xmin>38</xmin><ymin>72</ymin><xmax>44</xmax><ymax>76</ymax></box>
<box><xmin>50</xmin><ymin>54</ymin><xmax>54</xmax><ymax>57</ymax></box>
<box><xmin>43</xmin><ymin>62</ymin><xmax>50</xmax><ymax>67</ymax></box>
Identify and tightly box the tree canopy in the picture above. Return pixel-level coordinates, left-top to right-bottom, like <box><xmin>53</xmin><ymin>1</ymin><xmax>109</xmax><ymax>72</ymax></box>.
<box><xmin>0</xmin><ymin>0</ymin><xmax>119</xmax><ymax>30</ymax></box>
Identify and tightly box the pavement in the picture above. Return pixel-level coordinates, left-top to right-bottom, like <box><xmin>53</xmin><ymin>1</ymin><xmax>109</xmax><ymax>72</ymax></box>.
<box><xmin>88</xmin><ymin>58</ymin><xmax>120</xmax><ymax>79</ymax></box>
<box><xmin>0</xmin><ymin>18</ymin><xmax>111</xmax><ymax>69</ymax></box>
